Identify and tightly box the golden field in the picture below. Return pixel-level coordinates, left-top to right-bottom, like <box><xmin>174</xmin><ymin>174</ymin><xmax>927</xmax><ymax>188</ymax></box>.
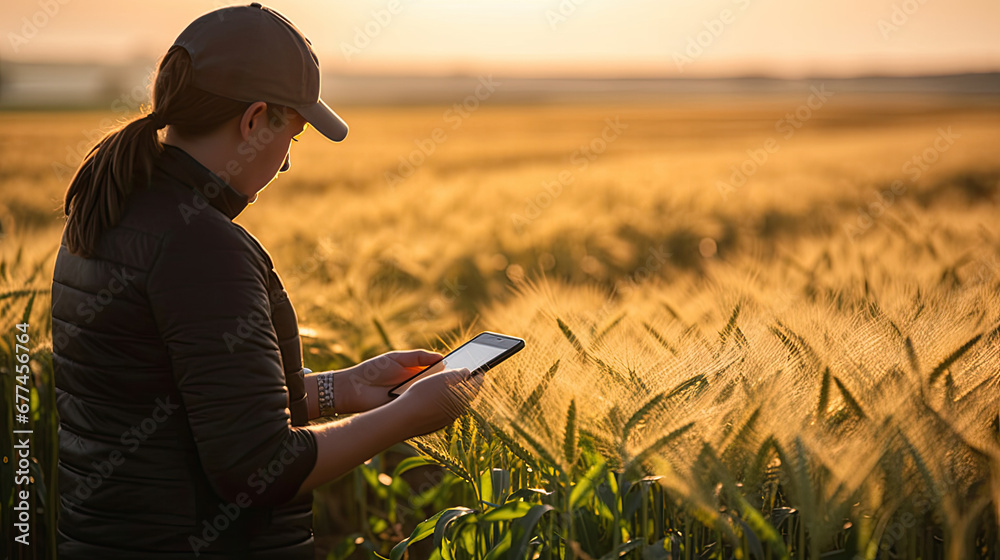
<box><xmin>2</xmin><ymin>95</ymin><xmax>1000</xmax><ymax>558</ymax></box>
<box><xmin>3</xmin><ymin>99</ymin><xmax>998</xmax><ymax>345</ymax></box>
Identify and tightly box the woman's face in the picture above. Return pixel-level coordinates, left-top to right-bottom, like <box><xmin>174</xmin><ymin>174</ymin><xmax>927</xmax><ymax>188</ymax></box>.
<box><xmin>231</xmin><ymin>103</ymin><xmax>308</xmax><ymax>203</ymax></box>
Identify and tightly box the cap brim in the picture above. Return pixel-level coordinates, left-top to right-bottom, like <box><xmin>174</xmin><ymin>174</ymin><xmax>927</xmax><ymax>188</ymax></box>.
<box><xmin>298</xmin><ymin>98</ymin><xmax>349</xmax><ymax>142</ymax></box>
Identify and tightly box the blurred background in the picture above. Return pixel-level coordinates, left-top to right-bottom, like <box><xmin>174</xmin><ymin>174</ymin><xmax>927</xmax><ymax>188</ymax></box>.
<box><xmin>3</xmin><ymin>0</ymin><xmax>1000</xmax><ymax>107</ymax></box>
<box><xmin>2</xmin><ymin>1</ymin><xmax>1000</xmax><ymax>559</ymax></box>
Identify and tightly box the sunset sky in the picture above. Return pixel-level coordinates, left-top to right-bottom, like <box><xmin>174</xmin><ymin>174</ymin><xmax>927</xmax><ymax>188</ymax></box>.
<box><xmin>2</xmin><ymin>0</ymin><xmax>999</xmax><ymax>77</ymax></box>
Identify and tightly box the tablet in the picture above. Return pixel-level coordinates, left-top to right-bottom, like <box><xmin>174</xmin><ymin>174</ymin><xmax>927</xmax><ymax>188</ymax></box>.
<box><xmin>387</xmin><ymin>331</ymin><xmax>525</xmax><ymax>398</ymax></box>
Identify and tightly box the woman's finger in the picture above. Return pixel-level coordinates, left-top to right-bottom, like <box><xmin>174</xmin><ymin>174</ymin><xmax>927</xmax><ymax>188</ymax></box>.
<box><xmin>446</xmin><ymin>369</ymin><xmax>482</xmax><ymax>404</ymax></box>
<box><xmin>392</xmin><ymin>349</ymin><xmax>444</xmax><ymax>367</ymax></box>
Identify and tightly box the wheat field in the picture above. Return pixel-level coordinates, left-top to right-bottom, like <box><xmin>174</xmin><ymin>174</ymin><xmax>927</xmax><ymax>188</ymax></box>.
<box><xmin>2</xmin><ymin>95</ymin><xmax>999</xmax><ymax>558</ymax></box>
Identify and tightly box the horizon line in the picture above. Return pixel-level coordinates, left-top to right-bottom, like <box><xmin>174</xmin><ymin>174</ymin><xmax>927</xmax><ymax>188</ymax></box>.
<box><xmin>2</xmin><ymin>57</ymin><xmax>999</xmax><ymax>82</ymax></box>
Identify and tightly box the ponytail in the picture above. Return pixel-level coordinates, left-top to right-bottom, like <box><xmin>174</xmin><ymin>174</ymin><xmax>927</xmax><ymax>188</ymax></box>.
<box><xmin>63</xmin><ymin>46</ymin><xmax>255</xmax><ymax>258</ymax></box>
<box><xmin>62</xmin><ymin>115</ymin><xmax>163</xmax><ymax>257</ymax></box>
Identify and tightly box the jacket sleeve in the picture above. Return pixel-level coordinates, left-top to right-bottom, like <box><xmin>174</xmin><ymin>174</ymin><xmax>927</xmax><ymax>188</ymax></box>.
<box><xmin>146</xmin><ymin>222</ymin><xmax>317</xmax><ymax>506</ymax></box>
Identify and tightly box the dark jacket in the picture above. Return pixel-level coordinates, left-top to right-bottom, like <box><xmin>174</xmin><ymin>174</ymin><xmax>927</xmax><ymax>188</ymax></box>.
<box><xmin>51</xmin><ymin>144</ymin><xmax>318</xmax><ymax>559</ymax></box>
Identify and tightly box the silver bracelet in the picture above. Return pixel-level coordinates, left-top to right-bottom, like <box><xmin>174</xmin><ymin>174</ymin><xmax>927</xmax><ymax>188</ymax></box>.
<box><xmin>316</xmin><ymin>371</ymin><xmax>337</xmax><ymax>417</ymax></box>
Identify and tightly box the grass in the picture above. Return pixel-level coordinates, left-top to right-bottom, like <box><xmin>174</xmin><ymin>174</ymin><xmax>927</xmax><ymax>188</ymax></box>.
<box><xmin>1</xmin><ymin>95</ymin><xmax>999</xmax><ymax>558</ymax></box>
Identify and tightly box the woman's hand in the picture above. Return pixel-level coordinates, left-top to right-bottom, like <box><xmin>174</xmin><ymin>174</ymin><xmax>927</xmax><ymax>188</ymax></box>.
<box><xmin>334</xmin><ymin>349</ymin><xmax>444</xmax><ymax>414</ymax></box>
<box><xmin>298</xmin><ymin>365</ymin><xmax>483</xmax><ymax>495</ymax></box>
<box><xmin>390</xmin><ymin>366</ymin><xmax>482</xmax><ymax>439</ymax></box>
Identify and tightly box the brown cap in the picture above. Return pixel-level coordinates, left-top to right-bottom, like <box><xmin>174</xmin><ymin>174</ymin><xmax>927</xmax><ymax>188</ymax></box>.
<box><xmin>172</xmin><ymin>2</ymin><xmax>348</xmax><ymax>142</ymax></box>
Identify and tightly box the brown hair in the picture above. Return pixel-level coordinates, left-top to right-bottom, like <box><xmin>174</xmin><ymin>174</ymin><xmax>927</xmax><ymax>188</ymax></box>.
<box><xmin>62</xmin><ymin>46</ymin><xmax>254</xmax><ymax>258</ymax></box>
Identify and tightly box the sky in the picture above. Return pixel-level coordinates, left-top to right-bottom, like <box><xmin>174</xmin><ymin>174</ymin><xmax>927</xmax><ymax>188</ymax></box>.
<box><xmin>2</xmin><ymin>0</ymin><xmax>999</xmax><ymax>77</ymax></box>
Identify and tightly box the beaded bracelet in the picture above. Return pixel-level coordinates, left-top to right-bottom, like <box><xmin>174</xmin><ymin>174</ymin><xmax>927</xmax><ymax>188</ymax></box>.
<box><xmin>316</xmin><ymin>371</ymin><xmax>337</xmax><ymax>417</ymax></box>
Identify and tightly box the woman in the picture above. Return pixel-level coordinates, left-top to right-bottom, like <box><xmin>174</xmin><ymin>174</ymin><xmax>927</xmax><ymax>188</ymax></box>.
<box><xmin>51</xmin><ymin>4</ymin><xmax>476</xmax><ymax>558</ymax></box>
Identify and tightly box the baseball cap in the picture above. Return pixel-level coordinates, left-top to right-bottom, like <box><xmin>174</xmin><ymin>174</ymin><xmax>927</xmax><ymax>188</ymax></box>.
<box><xmin>172</xmin><ymin>2</ymin><xmax>348</xmax><ymax>142</ymax></box>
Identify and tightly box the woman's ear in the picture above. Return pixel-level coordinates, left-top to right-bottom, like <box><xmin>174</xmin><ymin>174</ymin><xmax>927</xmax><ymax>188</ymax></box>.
<box><xmin>239</xmin><ymin>101</ymin><xmax>269</xmax><ymax>140</ymax></box>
